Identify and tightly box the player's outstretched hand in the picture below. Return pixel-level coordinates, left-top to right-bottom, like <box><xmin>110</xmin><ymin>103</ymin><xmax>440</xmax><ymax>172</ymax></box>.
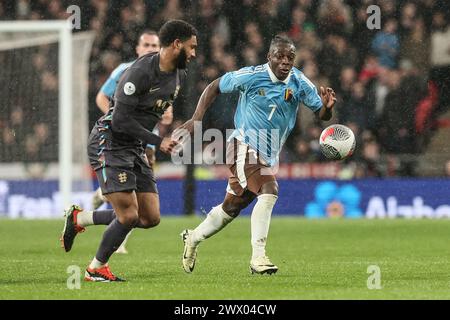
<box><xmin>176</xmin><ymin>119</ymin><xmax>195</xmax><ymax>135</ymax></box>
<box><xmin>320</xmin><ymin>86</ymin><xmax>337</xmax><ymax>109</ymax></box>
<box><xmin>159</xmin><ymin>137</ymin><xmax>178</xmax><ymax>154</ymax></box>
<box><xmin>172</xmin><ymin>119</ymin><xmax>195</xmax><ymax>146</ymax></box>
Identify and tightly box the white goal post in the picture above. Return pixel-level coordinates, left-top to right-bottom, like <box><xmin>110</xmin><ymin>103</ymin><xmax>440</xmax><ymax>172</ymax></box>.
<box><xmin>0</xmin><ymin>20</ymin><xmax>93</xmax><ymax>212</ymax></box>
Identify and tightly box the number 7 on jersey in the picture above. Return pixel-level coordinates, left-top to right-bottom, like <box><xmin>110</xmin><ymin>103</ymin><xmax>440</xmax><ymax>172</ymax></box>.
<box><xmin>268</xmin><ymin>104</ymin><xmax>277</xmax><ymax>121</ymax></box>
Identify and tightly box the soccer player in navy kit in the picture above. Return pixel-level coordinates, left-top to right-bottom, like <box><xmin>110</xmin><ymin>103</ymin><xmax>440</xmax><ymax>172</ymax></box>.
<box><xmin>179</xmin><ymin>35</ymin><xmax>336</xmax><ymax>274</ymax></box>
<box><xmin>92</xmin><ymin>30</ymin><xmax>171</xmax><ymax>254</ymax></box>
<box><xmin>60</xmin><ymin>20</ymin><xmax>198</xmax><ymax>282</ymax></box>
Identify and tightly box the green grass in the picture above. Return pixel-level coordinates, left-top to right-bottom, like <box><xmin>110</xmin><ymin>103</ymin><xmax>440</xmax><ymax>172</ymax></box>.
<box><xmin>1</xmin><ymin>217</ymin><xmax>450</xmax><ymax>299</ymax></box>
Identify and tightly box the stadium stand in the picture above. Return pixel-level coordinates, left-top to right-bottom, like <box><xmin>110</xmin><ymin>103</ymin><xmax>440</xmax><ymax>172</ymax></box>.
<box><xmin>1</xmin><ymin>0</ymin><xmax>449</xmax><ymax>178</ymax></box>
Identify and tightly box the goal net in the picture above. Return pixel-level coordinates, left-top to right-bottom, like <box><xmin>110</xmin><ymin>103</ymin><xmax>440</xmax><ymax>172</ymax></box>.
<box><xmin>0</xmin><ymin>21</ymin><xmax>95</xmax><ymax>218</ymax></box>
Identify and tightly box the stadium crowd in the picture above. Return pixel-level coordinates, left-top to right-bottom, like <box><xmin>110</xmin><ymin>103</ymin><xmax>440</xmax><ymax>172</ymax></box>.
<box><xmin>0</xmin><ymin>0</ymin><xmax>450</xmax><ymax>177</ymax></box>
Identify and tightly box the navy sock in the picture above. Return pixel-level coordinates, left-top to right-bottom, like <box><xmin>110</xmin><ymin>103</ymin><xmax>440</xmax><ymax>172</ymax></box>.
<box><xmin>93</xmin><ymin>209</ymin><xmax>116</xmax><ymax>225</ymax></box>
<box><xmin>95</xmin><ymin>219</ymin><xmax>133</xmax><ymax>264</ymax></box>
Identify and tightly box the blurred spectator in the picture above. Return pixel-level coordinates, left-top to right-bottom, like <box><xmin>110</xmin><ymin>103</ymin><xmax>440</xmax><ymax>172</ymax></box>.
<box><xmin>378</xmin><ymin>69</ymin><xmax>416</xmax><ymax>154</ymax></box>
<box><xmin>288</xmin><ymin>6</ymin><xmax>307</xmax><ymax>44</ymax></box>
<box><xmin>348</xmin><ymin>82</ymin><xmax>370</xmax><ymax>129</ymax></box>
<box><xmin>360</xmin><ymin>138</ymin><xmax>383</xmax><ymax>177</ymax></box>
<box><xmin>319</xmin><ymin>34</ymin><xmax>357</xmax><ymax>89</ymax></box>
<box><xmin>430</xmin><ymin>10</ymin><xmax>450</xmax><ymax>116</ymax></box>
<box><xmin>399</xmin><ymin>2</ymin><xmax>418</xmax><ymax>38</ymax></box>
<box><xmin>317</xmin><ymin>0</ymin><xmax>353</xmax><ymax>37</ymax></box>
<box><xmin>378</xmin><ymin>0</ymin><xmax>397</xmax><ymax>19</ymax></box>
<box><xmin>401</xmin><ymin>17</ymin><xmax>430</xmax><ymax>77</ymax></box>
<box><xmin>241</xmin><ymin>46</ymin><xmax>259</xmax><ymax>66</ymax></box>
<box><xmin>153</xmin><ymin>0</ymin><xmax>185</xmax><ymax>28</ymax></box>
<box><xmin>371</xmin><ymin>17</ymin><xmax>400</xmax><ymax>69</ymax></box>
<box><xmin>358</xmin><ymin>55</ymin><xmax>379</xmax><ymax>85</ymax></box>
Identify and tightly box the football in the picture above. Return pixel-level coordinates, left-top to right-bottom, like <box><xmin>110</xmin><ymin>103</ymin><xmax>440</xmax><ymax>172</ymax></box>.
<box><xmin>319</xmin><ymin>124</ymin><xmax>356</xmax><ymax>160</ymax></box>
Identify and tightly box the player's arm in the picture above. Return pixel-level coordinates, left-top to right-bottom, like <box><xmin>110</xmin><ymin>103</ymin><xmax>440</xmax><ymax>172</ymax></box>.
<box><xmin>175</xmin><ymin>78</ymin><xmax>221</xmax><ymax>135</ymax></box>
<box><xmin>300</xmin><ymin>74</ymin><xmax>336</xmax><ymax>121</ymax></box>
<box><xmin>316</xmin><ymin>87</ymin><xmax>336</xmax><ymax>121</ymax></box>
<box><xmin>97</xmin><ymin>64</ymin><xmax>125</xmax><ymax>114</ymax></box>
<box><xmin>95</xmin><ymin>91</ymin><xmax>111</xmax><ymax>114</ymax></box>
<box><xmin>177</xmin><ymin>66</ymin><xmax>254</xmax><ymax>135</ymax></box>
<box><xmin>191</xmin><ymin>78</ymin><xmax>221</xmax><ymax>121</ymax></box>
<box><xmin>112</xmin><ymin>101</ymin><xmax>177</xmax><ymax>154</ymax></box>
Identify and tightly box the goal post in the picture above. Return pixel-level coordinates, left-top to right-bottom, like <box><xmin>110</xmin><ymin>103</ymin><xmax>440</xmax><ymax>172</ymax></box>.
<box><xmin>0</xmin><ymin>20</ymin><xmax>95</xmax><ymax>216</ymax></box>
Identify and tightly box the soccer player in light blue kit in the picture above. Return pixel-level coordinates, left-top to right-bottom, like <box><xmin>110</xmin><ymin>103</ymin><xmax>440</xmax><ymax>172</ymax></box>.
<box><xmin>179</xmin><ymin>35</ymin><xmax>336</xmax><ymax>274</ymax></box>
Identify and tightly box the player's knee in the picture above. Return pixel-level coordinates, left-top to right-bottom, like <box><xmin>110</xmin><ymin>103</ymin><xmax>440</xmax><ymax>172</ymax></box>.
<box><xmin>222</xmin><ymin>189</ymin><xmax>256</xmax><ymax>216</ymax></box>
<box><xmin>119</xmin><ymin>203</ymin><xmax>140</xmax><ymax>227</ymax></box>
<box><xmin>221</xmin><ymin>201</ymin><xmax>241</xmax><ymax>217</ymax></box>
<box><xmin>138</xmin><ymin>216</ymin><xmax>160</xmax><ymax>229</ymax></box>
<box><xmin>119</xmin><ymin>211</ymin><xmax>139</xmax><ymax>228</ymax></box>
<box><xmin>260</xmin><ymin>181</ymin><xmax>279</xmax><ymax>196</ymax></box>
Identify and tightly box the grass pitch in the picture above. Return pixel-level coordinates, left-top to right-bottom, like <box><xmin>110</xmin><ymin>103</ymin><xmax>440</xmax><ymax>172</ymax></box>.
<box><xmin>1</xmin><ymin>217</ymin><xmax>450</xmax><ymax>299</ymax></box>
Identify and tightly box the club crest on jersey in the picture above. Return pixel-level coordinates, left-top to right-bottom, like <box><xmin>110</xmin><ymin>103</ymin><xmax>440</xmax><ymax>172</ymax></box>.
<box><xmin>124</xmin><ymin>82</ymin><xmax>136</xmax><ymax>95</ymax></box>
<box><xmin>258</xmin><ymin>89</ymin><xmax>266</xmax><ymax>96</ymax></box>
<box><xmin>118</xmin><ymin>172</ymin><xmax>127</xmax><ymax>183</ymax></box>
<box><xmin>284</xmin><ymin>88</ymin><xmax>293</xmax><ymax>101</ymax></box>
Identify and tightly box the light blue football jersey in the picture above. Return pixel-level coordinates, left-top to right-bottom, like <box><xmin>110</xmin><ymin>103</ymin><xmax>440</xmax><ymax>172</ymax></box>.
<box><xmin>99</xmin><ymin>61</ymin><xmax>135</xmax><ymax>98</ymax></box>
<box><xmin>219</xmin><ymin>63</ymin><xmax>323</xmax><ymax>166</ymax></box>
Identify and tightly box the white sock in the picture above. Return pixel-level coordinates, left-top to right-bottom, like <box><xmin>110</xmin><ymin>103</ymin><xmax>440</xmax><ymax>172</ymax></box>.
<box><xmin>190</xmin><ymin>204</ymin><xmax>234</xmax><ymax>246</ymax></box>
<box><xmin>251</xmin><ymin>194</ymin><xmax>278</xmax><ymax>259</ymax></box>
<box><xmin>89</xmin><ymin>257</ymin><xmax>106</xmax><ymax>269</ymax></box>
<box><xmin>76</xmin><ymin>210</ymin><xmax>94</xmax><ymax>227</ymax></box>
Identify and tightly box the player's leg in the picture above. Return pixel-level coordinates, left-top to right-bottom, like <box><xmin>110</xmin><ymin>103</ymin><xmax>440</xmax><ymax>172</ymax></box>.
<box><xmin>92</xmin><ymin>187</ymin><xmax>108</xmax><ymax>210</ymax></box>
<box><xmin>112</xmin><ymin>192</ymin><xmax>159</xmax><ymax>255</ymax></box>
<box><xmin>187</xmin><ymin>189</ymin><xmax>255</xmax><ymax>245</ymax></box>
<box><xmin>110</xmin><ymin>192</ymin><xmax>152</xmax><ymax>253</ymax></box>
<box><xmin>85</xmin><ymin>190</ymin><xmax>139</xmax><ymax>282</ymax></box>
<box><xmin>60</xmin><ymin>203</ymin><xmax>121</xmax><ymax>251</ymax></box>
<box><xmin>70</xmin><ymin>194</ymin><xmax>136</xmax><ymax>254</ymax></box>
<box><xmin>60</xmin><ymin>124</ymin><xmax>117</xmax><ymax>252</ymax></box>
<box><xmin>125</xmin><ymin>150</ymin><xmax>161</xmax><ymax>230</ymax></box>
<box><xmin>230</xmin><ymin>139</ymin><xmax>279</xmax><ymax>274</ymax></box>
<box><xmin>249</xmin><ymin>179</ymin><xmax>279</xmax><ymax>275</ymax></box>
<box><xmin>132</xmin><ymin>150</ymin><xmax>161</xmax><ymax>228</ymax></box>
<box><xmin>181</xmin><ymin>188</ymin><xmax>257</xmax><ymax>273</ymax></box>
<box><xmin>135</xmin><ymin>192</ymin><xmax>160</xmax><ymax>228</ymax></box>
<box><xmin>60</xmin><ymin>205</ymin><xmax>118</xmax><ymax>251</ymax></box>
<box><xmin>111</xmin><ymin>151</ymin><xmax>160</xmax><ymax>254</ymax></box>
<box><xmin>181</xmin><ymin>138</ymin><xmax>258</xmax><ymax>273</ymax></box>
<box><xmin>184</xmin><ymin>138</ymin><xmax>252</xmax><ymax>246</ymax></box>
<box><xmin>75</xmin><ymin>207</ymin><xmax>117</xmax><ymax>227</ymax></box>
<box><xmin>115</xmin><ymin>231</ymin><xmax>132</xmax><ymax>254</ymax></box>
<box><xmin>60</xmin><ymin>204</ymin><xmax>87</xmax><ymax>252</ymax></box>
<box><xmin>84</xmin><ymin>153</ymin><xmax>141</xmax><ymax>281</ymax></box>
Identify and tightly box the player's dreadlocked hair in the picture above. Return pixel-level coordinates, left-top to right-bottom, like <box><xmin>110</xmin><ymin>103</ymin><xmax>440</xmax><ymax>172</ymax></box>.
<box><xmin>159</xmin><ymin>20</ymin><xmax>198</xmax><ymax>47</ymax></box>
<box><xmin>269</xmin><ymin>35</ymin><xmax>295</xmax><ymax>52</ymax></box>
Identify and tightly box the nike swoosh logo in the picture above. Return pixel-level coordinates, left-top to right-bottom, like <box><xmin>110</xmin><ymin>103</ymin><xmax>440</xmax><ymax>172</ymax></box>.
<box><xmin>149</xmin><ymin>87</ymin><xmax>160</xmax><ymax>93</ymax></box>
